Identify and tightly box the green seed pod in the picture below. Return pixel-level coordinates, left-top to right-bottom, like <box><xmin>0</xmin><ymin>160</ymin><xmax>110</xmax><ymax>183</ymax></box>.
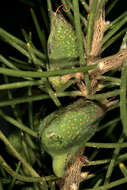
<box><xmin>48</xmin><ymin>11</ymin><xmax>78</xmax><ymax>89</ymax></box>
<box><xmin>39</xmin><ymin>99</ymin><xmax>104</xmax><ymax>177</ymax></box>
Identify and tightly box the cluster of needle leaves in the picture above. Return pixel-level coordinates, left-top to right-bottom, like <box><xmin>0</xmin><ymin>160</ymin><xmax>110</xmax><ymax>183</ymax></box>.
<box><xmin>0</xmin><ymin>0</ymin><xmax>127</xmax><ymax>190</ymax></box>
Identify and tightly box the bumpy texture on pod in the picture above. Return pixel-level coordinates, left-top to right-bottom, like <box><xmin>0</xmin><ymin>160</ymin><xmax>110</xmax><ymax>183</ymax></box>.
<box><xmin>39</xmin><ymin>99</ymin><xmax>104</xmax><ymax>177</ymax></box>
<box><xmin>48</xmin><ymin>11</ymin><xmax>78</xmax><ymax>89</ymax></box>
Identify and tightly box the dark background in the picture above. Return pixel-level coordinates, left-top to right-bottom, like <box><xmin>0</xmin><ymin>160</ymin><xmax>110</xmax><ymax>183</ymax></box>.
<box><xmin>0</xmin><ymin>0</ymin><xmax>126</xmax><ymax>57</ymax></box>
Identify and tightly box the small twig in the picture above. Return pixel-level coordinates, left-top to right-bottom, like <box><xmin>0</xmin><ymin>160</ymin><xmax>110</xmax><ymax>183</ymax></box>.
<box><xmin>120</xmin><ymin>58</ymin><xmax>127</xmax><ymax>137</ymax></box>
<box><xmin>88</xmin><ymin>49</ymin><xmax>127</xmax><ymax>93</ymax></box>
<box><xmin>57</xmin><ymin>148</ymin><xmax>88</xmax><ymax>190</ymax></box>
<box><xmin>55</xmin><ymin>4</ymin><xmax>70</xmax><ymax>14</ymax></box>
<box><xmin>90</xmin><ymin>9</ymin><xmax>108</xmax><ymax>57</ymax></box>
<box><xmin>0</xmin><ymin>155</ymin><xmax>58</xmax><ymax>183</ymax></box>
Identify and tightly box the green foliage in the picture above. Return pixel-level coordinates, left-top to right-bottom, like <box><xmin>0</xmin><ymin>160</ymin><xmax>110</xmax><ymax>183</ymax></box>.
<box><xmin>0</xmin><ymin>0</ymin><xmax>127</xmax><ymax>190</ymax></box>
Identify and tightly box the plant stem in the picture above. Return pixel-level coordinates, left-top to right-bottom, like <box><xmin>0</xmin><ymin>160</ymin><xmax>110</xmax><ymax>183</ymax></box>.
<box><xmin>8</xmin><ymin>162</ymin><xmax>21</xmax><ymax>190</ymax></box>
<box><xmin>0</xmin><ymin>55</ymin><xmax>18</xmax><ymax>70</ymax></box>
<box><xmin>88</xmin><ymin>90</ymin><xmax>120</xmax><ymax>99</ymax></box>
<box><xmin>119</xmin><ymin>162</ymin><xmax>127</xmax><ymax>176</ymax></box>
<box><xmin>0</xmin><ymin>89</ymin><xmax>120</xmax><ymax>107</ymax></box>
<box><xmin>0</xmin><ymin>28</ymin><xmax>46</xmax><ymax>60</ymax></box>
<box><xmin>0</xmin><ymin>80</ymin><xmax>43</xmax><ymax>90</ymax></box>
<box><xmin>0</xmin><ymin>65</ymin><xmax>96</xmax><ymax>78</ymax></box>
<box><xmin>0</xmin><ymin>155</ymin><xmax>57</xmax><ymax>183</ymax></box>
<box><xmin>80</xmin><ymin>0</ymin><xmax>89</xmax><ymax>12</ymax></box>
<box><xmin>106</xmin><ymin>0</ymin><xmax>119</xmax><ymax>15</ymax></box>
<box><xmin>28</xmin><ymin>87</ymin><xmax>33</xmax><ymax>129</ymax></box>
<box><xmin>102</xmin><ymin>15</ymin><xmax>127</xmax><ymax>45</ymax></box>
<box><xmin>87</xmin><ymin>0</ymin><xmax>98</xmax><ymax>54</ymax></box>
<box><xmin>0</xmin><ymin>131</ymin><xmax>39</xmax><ymax>177</ymax></box>
<box><xmin>87</xmin><ymin>159</ymin><xmax>109</xmax><ymax>166</ymax></box>
<box><xmin>0</xmin><ymin>91</ymin><xmax>82</xmax><ymax>107</ymax></box>
<box><xmin>0</xmin><ymin>110</ymin><xmax>37</xmax><ymax>138</ymax></box>
<box><xmin>47</xmin><ymin>0</ymin><xmax>52</xmax><ymax>10</ymax></box>
<box><xmin>85</xmin><ymin>142</ymin><xmax>127</xmax><ymax>149</ymax></box>
<box><xmin>30</xmin><ymin>8</ymin><xmax>47</xmax><ymax>53</ymax></box>
<box><xmin>102</xmin><ymin>28</ymin><xmax>127</xmax><ymax>52</ymax></box>
<box><xmin>61</xmin><ymin>0</ymin><xmax>74</xmax><ymax>24</ymax></box>
<box><xmin>73</xmin><ymin>0</ymin><xmax>91</xmax><ymax>93</ymax></box>
<box><xmin>104</xmin><ymin>135</ymin><xmax>124</xmax><ymax>185</ymax></box>
<box><xmin>85</xmin><ymin>176</ymin><xmax>127</xmax><ymax>190</ymax></box>
<box><xmin>120</xmin><ymin>59</ymin><xmax>127</xmax><ymax>137</ymax></box>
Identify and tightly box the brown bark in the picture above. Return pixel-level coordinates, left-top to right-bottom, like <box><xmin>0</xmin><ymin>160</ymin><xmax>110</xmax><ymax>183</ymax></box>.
<box><xmin>57</xmin><ymin>148</ymin><xmax>89</xmax><ymax>190</ymax></box>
